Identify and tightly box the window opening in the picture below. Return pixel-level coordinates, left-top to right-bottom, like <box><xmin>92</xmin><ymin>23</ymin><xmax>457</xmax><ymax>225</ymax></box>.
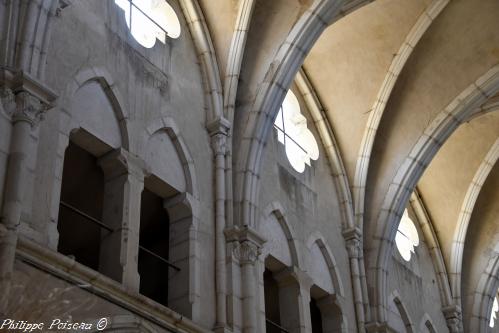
<box><xmin>395</xmin><ymin>209</ymin><xmax>420</xmax><ymax>262</ymax></box>
<box><xmin>490</xmin><ymin>294</ymin><xmax>498</xmax><ymax>328</ymax></box>
<box><xmin>138</xmin><ymin>187</ymin><xmax>172</xmax><ymax>306</ymax></box>
<box><xmin>273</xmin><ymin>90</ymin><xmax>319</xmax><ymax>173</ymax></box>
<box><xmin>115</xmin><ymin>0</ymin><xmax>181</xmax><ymax>48</ymax></box>
<box><xmin>57</xmin><ymin>141</ymin><xmax>105</xmax><ymax>272</ymax></box>
<box><xmin>310</xmin><ymin>298</ymin><xmax>324</xmax><ymax>333</ymax></box>
<box><xmin>264</xmin><ymin>269</ymin><xmax>288</xmax><ymax>333</ymax></box>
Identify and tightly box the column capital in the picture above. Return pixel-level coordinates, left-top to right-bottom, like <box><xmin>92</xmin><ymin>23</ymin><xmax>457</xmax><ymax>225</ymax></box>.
<box><xmin>343</xmin><ymin>227</ymin><xmax>362</xmax><ymax>258</ymax></box>
<box><xmin>12</xmin><ymin>91</ymin><xmax>47</xmax><ymax>126</ymax></box>
<box><xmin>234</xmin><ymin>240</ymin><xmax>260</xmax><ymax>265</ymax></box>
<box><xmin>1</xmin><ymin>69</ymin><xmax>57</xmax><ymax>125</ymax></box>
<box><xmin>211</xmin><ymin>133</ymin><xmax>227</xmax><ymax>156</ymax></box>
<box><xmin>207</xmin><ymin>117</ymin><xmax>231</xmax><ymax>136</ymax></box>
<box><xmin>442</xmin><ymin>304</ymin><xmax>463</xmax><ymax>333</ymax></box>
<box><xmin>226</xmin><ymin>226</ymin><xmax>266</xmax><ymax>265</ymax></box>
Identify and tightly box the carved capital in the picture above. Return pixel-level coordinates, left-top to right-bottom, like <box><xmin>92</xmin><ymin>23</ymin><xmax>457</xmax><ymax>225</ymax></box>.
<box><xmin>13</xmin><ymin>91</ymin><xmax>47</xmax><ymax>126</ymax></box>
<box><xmin>0</xmin><ymin>88</ymin><xmax>15</xmax><ymax>113</ymax></box>
<box><xmin>442</xmin><ymin>305</ymin><xmax>463</xmax><ymax>333</ymax></box>
<box><xmin>343</xmin><ymin>227</ymin><xmax>362</xmax><ymax>259</ymax></box>
<box><xmin>211</xmin><ymin>133</ymin><xmax>227</xmax><ymax>156</ymax></box>
<box><xmin>234</xmin><ymin>241</ymin><xmax>259</xmax><ymax>265</ymax></box>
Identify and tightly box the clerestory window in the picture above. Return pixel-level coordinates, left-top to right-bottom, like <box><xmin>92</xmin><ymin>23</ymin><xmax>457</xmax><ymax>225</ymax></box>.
<box><xmin>395</xmin><ymin>209</ymin><xmax>420</xmax><ymax>262</ymax></box>
<box><xmin>490</xmin><ymin>295</ymin><xmax>498</xmax><ymax>328</ymax></box>
<box><xmin>115</xmin><ymin>0</ymin><xmax>181</xmax><ymax>48</ymax></box>
<box><xmin>274</xmin><ymin>90</ymin><xmax>319</xmax><ymax>173</ymax></box>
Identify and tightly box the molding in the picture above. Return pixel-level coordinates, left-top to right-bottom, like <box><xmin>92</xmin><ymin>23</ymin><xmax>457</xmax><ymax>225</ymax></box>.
<box><xmin>15</xmin><ymin>236</ymin><xmax>211</xmax><ymax>333</ymax></box>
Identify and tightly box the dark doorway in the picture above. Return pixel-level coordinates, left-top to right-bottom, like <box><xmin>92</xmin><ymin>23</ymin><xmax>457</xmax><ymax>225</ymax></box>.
<box><xmin>57</xmin><ymin>141</ymin><xmax>105</xmax><ymax>271</ymax></box>
<box><xmin>138</xmin><ymin>187</ymin><xmax>170</xmax><ymax>306</ymax></box>
<box><xmin>310</xmin><ymin>298</ymin><xmax>324</xmax><ymax>333</ymax></box>
<box><xmin>264</xmin><ymin>268</ymin><xmax>283</xmax><ymax>333</ymax></box>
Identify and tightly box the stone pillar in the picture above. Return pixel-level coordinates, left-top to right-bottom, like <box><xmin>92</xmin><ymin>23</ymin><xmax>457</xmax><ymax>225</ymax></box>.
<box><xmin>97</xmin><ymin>148</ymin><xmax>145</xmax><ymax>292</ymax></box>
<box><xmin>164</xmin><ymin>192</ymin><xmax>198</xmax><ymax>318</ymax></box>
<box><xmin>238</xmin><ymin>240</ymin><xmax>259</xmax><ymax>333</ymax></box>
<box><xmin>343</xmin><ymin>227</ymin><xmax>365</xmax><ymax>332</ymax></box>
<box><xmin>0</xmin><ymin>86</ymin><xmax>54</xmax><ymax>314</ymax></box>
<box><xmin>208</xmin><ymin>118</ymin><xmax>230</xmax><ymax>332</ymax></box>
<box><xmin>274</xmin><ymin>267</ymin><xmax>314</xmax><ymax>333</ymax></box>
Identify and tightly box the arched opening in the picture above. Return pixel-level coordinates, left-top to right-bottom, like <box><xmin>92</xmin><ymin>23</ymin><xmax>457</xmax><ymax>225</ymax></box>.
<box><xmin>138</xmin><ymin>185</ymin><xmax>171</xmax><ymax>307</ymax></box>
<box><xmin>310</xmin><ymin>297</ymin><xmax>324</xmax><ymax>333</ymax></box>
<box><xmin>57</xmin><ymin>139</ymin><xmax>105</xmax><ymax>272</ymax></box>
<box><xmin>310</xmin><ymin>285</ymin><xmax>342</xmax><ymax>333</ymax></box>
<box><xmin>264</xmin><ymin>267</ymin><xmax>283</xmax><ymax>333</ymax></box>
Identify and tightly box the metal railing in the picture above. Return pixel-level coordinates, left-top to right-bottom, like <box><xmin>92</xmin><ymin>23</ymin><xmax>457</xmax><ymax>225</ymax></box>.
<box><xmin>60</xmin><ymin>200</ymin><xmax>180</xmax><ymax>271</ymax></box>
<box><xmin>265</xmin><ymin>318</ymin><xmax>290</xmax><ymax>333</ymax></box>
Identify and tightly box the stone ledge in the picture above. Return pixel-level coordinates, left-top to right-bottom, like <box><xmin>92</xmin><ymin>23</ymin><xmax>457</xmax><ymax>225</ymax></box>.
<box><xmin>15</xmin><ymin>236</ymin><xmax>212</xmax><ymax>333</ymax></box>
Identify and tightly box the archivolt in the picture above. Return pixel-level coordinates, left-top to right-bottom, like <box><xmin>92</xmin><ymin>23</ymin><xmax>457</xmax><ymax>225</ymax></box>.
<box><xmin>235</xmin><ymin>0</ymin><xmax>369</xmax><ymax>229</ymax></box>
<box><xmin>145</xmin><ymin>116</ymin><xmax>199</xmax><ymax>199</ymax></box>
<box><xmin>368</xmin><ymin>65</ymin><xmax>499</xmax><ymax>324</ymax></box>
<box><xmin>352</xmin><ymin>0</ymin><xmax>450</xmax><ymax>231</ymax></box>
<box><xmin>469</xmin><ymin>247</ymin><xmax>499</xmax><ymax>332</ymax></box>
<box><xmin>295</xmin><ymin>69</ymin><xmax>354</xmax><ymax>230</ymax></box>
<box><xmin>450</xmin><ymin>137</ymin><xmax>499</xmax><ymax>306</ymax></box>
<box><xmin>178</xmin><ymin>0</ymin><xmax>224</xmax><ymax>122</ymax></box>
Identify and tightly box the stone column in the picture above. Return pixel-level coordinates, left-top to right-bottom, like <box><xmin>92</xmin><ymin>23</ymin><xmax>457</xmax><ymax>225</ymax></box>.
<box><xmin>343</xmin><ymin>227</ymin><xmax>365</xmax><ymax>332</ymax></box>
<box><xmin>274</xmin><ymin>267</ymin><xmax>314</xmax><ymax>333</ymax></box>
<box><xmin>97</xmin><ymin>148</ymin><xmax>145</xmax><ymax>292</ymax></box>
<box><xmin>237</xmin><ymin>239</ymin><xmax>260</xmax><ymax>333</ymax></box>
<box><xmin>208</xmin><ymin>118</ymin><xmax>230</xmax><ymax>332</ymax></box>
<box><xmin>0</xmin><ymin>89</ymin><xmax>51</xmax><ymax>314</ymax></box>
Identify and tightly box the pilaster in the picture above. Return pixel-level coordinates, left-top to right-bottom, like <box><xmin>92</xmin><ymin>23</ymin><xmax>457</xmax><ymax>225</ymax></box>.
<box><xmin>97</xmin><ymin>148</ymin><xmax>146</xmax><ymax>292</ymax></box>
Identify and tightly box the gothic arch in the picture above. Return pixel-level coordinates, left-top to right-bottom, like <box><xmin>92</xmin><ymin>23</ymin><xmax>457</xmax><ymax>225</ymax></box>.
<box><xmin>450</xmin><ymin>138</ymin><xmax>499</xmax><ymax>305</ymax></box>
<box><xmin>62</xmin><ymin>66</ymin><xmax>130</xmax><ymax>150</ymax></box>
<box><xmin>306</xmin><ymin>232</ymin><xmax>345</xmax><ymax>298</ymax></box>
<box><xmin>235</xmin><ymin>0</ymin><xmax>369</xmax><ymax>229</ymax></box>
<box><xmin>352</xmin><ymin>0</ymin><xmax>450</xmax><ymax>230</ymax></box>
<box><xmin>388</xmin><ymin>290</ymin><xmax>415</xmax><ymax>333</ymax></box>
<box><xmin>178</xmin><ymin>0</ymin><xmax>223</xmax><ymax>122</ymax></box>
<box><xmin>145</xmin><ymin>116</ymin><xmax>199</xmax><ymax>200</ymax></box>
<box><xmin>260</xmin><ymin>201</ymin><xmax>301</xmax><ymax>268</ymax></box>
<box><xmin>295</xmin><ymin>69</ymin><xmax>354</xmax><ymax>230</ymax></box>
<box><xmin>469</xmin><ymin>247</ymin><xmax>499</xmax><ymax>332</ymax></box>
<box><xmin>369</xmin><ymin>65</ymin><xmax>499</xmax><ymax>324</ymax></box>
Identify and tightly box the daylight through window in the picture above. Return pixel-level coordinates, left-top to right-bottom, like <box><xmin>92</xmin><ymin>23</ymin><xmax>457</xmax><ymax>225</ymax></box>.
<box><xmin>115</xmin><ymin>0</ymin><xmax>181</xmax><ymax>47</ymax></box>
<box><xmin>274</xmin><ymin>90</ymin><xmax>319</xmax><ymax>173</ymax></box>
<box><xmin>395</xmin><ymin>209</ymin><xmax>420</xmax><ymax>262</ymax></box>
<box><xmin>490</xmin><ymin>295</ymin><xmax>498</xmax><ymax>328</ymax></box>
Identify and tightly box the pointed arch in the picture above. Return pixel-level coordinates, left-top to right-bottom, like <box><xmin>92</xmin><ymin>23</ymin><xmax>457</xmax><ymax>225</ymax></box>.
<box><xmin>388</xmin><ymin>290</ymin><xmax>415</xmax><ymax>333</ymax></box>
<box><xmin>261</xmin><ymin>201</ymin><xmax>301</xmax><ymax>268</ymax></box>
<box><xmin>352</xmin><ymin>0</ymin><xmax>450</xmax><ymax>232</ymax></box>
<box><xmin>178</xmin><ymin>0</ymin><xmax>223</xmax><ymax>122</ymax></box>
<box><xmin>306</xmin><ymin>232</ymin><xmax>345</xmax><ymax>298</ymax></box>
<box><xmin>295</xmin><ymin>69</ymin><xmax>354</xmax><ymax>229</ymax></box>
<box><xmin>63</xmin><ymin>66</ymin><xmax>130</xmax><ymax>150</ymax></box>
<box><xmin>234</xmin><ymin>0</ymin><xmax>373</xmax><ymax>229</ymax></box>
<box><xmin>450</xmin><ymin>138</ymin><xmax>499</xmax><ymax>306</ymax></box>
<box><xmin>470</xmin><ymin>248</ymin><xmax>499</xmax><ymax>332</ymax></box>
<box><xmin>368</xmin><ymin>65</ymin><xmax>499</xmax><ymax>324</ymax></box>
<box><xmin>145</xmin><ymin>116</ymin><xmax>199</xmax><ymax>199</ymax></box>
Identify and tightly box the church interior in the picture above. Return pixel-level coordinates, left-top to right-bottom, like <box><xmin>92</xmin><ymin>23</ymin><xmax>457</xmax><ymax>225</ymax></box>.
<box><xmin>0</xmin><ymin>0</ymin><xmax>498</xmax><ymax>332</ymax></box>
